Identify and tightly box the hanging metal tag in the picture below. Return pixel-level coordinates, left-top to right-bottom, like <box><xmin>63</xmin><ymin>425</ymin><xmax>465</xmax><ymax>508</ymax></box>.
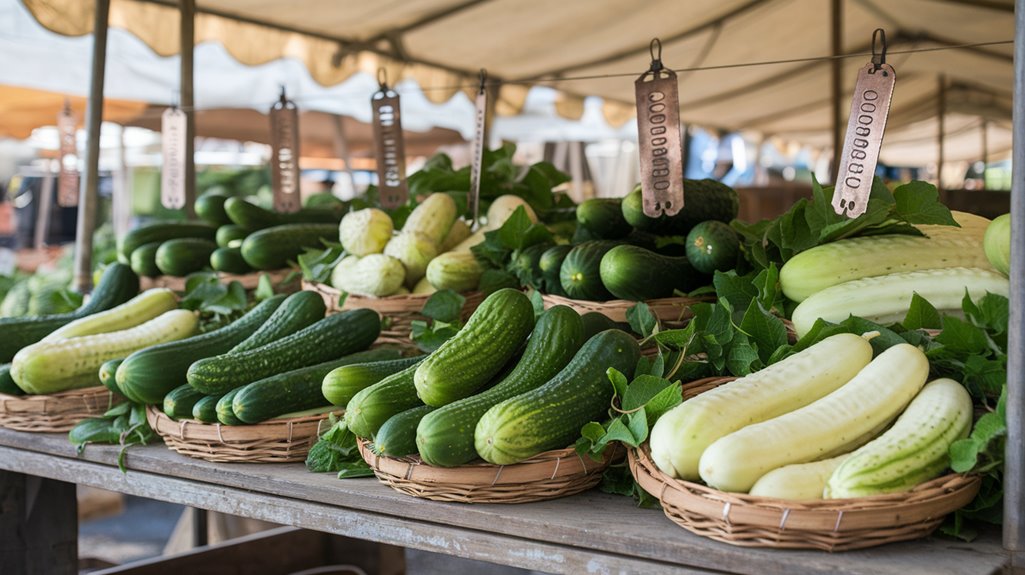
<box><xmin>56</xmin><ymin>103</ymin><xmax>79</xmax><ymax>207</ymax></box>
<box><xmin>635</xmin><ymin>39</ymin><xmax>684</xmax><ymax>218</ymax></box>
<box><xmin>468</xmin><ymin>69</ymin><xmax>488</xmax><ymax>229</ymax></box>
<box><xmin>833</xmin><ymin>29</ymin><xmax>897</xmax><ymax>218</ymax></box>
<box><xmin>161</xmin><ymin>107</ymin><xmax>188</xmax><ymax>210</ymax></box>
<box><xmin>372</xmin><ymin>70</ymin><xmax>408</xmax><ymax>209</ymax></box>
<box><xmin>270</xmin><ymin>88</ymin><xmax>301</xmax><ymax>213</ymax></box>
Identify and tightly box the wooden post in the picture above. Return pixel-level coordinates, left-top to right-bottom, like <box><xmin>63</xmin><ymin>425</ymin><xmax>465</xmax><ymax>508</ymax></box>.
<box><xmin>937</xmin><ymin>75</ymin><xmax>946</xmax><ymax>192</ymax></box>
<box><xmin>331</xmin><ymin>115</ymin><xmax>355</xmax><ymax>195</ymax></box>
<box><xmin>830</xmin><ymin>0</ymin><xmax>843</xmax><ymax>179</ymax></box>
<box><xmin>1004</xmin><ymin>0</ymin><xmax>1025</xmax><ymax>567</ymax></box>
<box><xmin>181</xmin><ymin>0</ymin><xmax>196</xmax><ymax>217</ymax></box>
<box><xmin>112</xmin><ymin>125</ymin><xmax>131</xmax><ymax>237</ymax></box>
<box><xmin>33</xmin><ymin>169</ymin><xmax>55</xmax><ymax>249</ymax></box>
<box><xmin>71</xmin><ymin>0</ymin><xmax>110</xmax><ymax>293</ymax></box>
<box><xmin>0</xmin><ymin>471</ymin><xmax>78</xmax><ymax>575</ymax></box>
<box><xmin>981</xmin><ymin>119</ymin><xmax>989</xmax><ymax>191</ymax></box>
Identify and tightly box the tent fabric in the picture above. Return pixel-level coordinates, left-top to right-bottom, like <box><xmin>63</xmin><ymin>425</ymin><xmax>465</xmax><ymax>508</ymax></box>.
<box><xmin>0</xmin><ymin>85</ymin><xmax>147</xmax><ymax>139</ymax></box>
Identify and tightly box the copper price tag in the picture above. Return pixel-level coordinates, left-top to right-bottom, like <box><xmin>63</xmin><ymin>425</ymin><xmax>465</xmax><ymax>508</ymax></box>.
<box><xmin>270</xmin><ymin>91</ymin><xmax>301</xmax><ymax>213</ymax></box>
<box><xmin>56</xmin><ymin>105</ymin><xmax>79</xmax><ymax>207</ymax></box>
<box><xmin>833</xmin><ymin>30</ymin><xmax>897</xmax><ymax>218</ymax></box>
<box><xmin>161</xmin><ymin>107</ymin><xmax>188</xmax><ymax>210</ymax></box>
<box><xmin>372</xmin><ymin>77</ymin><xmax>408</xmax><ymax>209</ymax></box>
<box><xmin>468</xmin><ymin>70</ymin><xmax>488</xmax><ymax>229</ymax></box>
<box><xmin>635</xmin><ymin>39</ymin><xmax>684</xmax><ymax>218</ymax></box>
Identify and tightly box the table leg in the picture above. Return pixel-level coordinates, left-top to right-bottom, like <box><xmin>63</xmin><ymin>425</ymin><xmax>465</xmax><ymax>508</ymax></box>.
<box><xmin>0</xmin><ymin>470</ymin><xmax>78</xmax><ymax>575</ymax></box>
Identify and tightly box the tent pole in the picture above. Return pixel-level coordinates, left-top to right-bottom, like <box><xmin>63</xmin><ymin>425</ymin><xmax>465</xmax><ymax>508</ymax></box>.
<box><xmin>113</xmin><ymin>125</ymin><xmax>131</xmax><ymax>237</ymax></box>
<box><xmin>71</xmin><ymin>0</ymin><xmax>110</xmax><ymax>293</ymax></box>
<box><xmin>937</xmin><ymin>75</ymin><xmax>946</xmax><ymax>193</ymax></box>
<box><xmin>181</xmin><ymin>0</ymin><xmax>196</xmax><ymax>217</ymax></box>
<box><xmin>830</xmin><ymin>0</ymin><xmax>843</xmax><ymax>179</ymax></box>
<box><xmin>1004</xmin><ymin>0</ymin><xmax>1025</xmax><ymax>566</ymax></box>
<box><xmin>981</xmin><ymin>119</ymin><xmax>989</xmax><ymax>190</ymax></box>
<box><xmin>34</xmin><ymin>168</ymin><xmax>55</xmax><ymax>250</ymax></box>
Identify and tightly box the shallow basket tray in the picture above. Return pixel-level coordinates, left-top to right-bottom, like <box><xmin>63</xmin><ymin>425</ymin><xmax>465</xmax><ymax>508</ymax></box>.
<box><xmin>141</xmin><ymin>269</ymin><xmax>296</xmax><ymax>292</ymax></box>
<box><xmin>540</xmin><ymin>292</ymin><xmax>711</xmax><ymax>328</ymax></box>
<box><xmin>0</xmin><ymin>386</ymin><xmax>123</xmax><ymax>433</ymax></box>
<box><xmin>628</xmin><ymin>376</ymin><xmax>981</xmax><ymax>551</ymax></box>
<box><xmin>356</xmin><ymin>438</ymin><xmax>619</xmax><ymax>504</ymax></box>
<box><xmin>146</xmin><ymin>405</ymin><xmax>336</xmax><ymax>463</ymax></box>
<box><xmin>303</xmin><ymin>280</ymin><xmax>484</xmax><ymax>345</ymax></box>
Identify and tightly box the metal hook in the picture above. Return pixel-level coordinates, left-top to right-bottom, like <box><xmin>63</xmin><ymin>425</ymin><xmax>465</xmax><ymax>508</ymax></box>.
<box><xmin>871</xmin><ymin>28</ymin><xmax>887</xmax><ymax>69</ymax></box>
<box><xmin>478</xmin><ymin>68</ymin><xmax>487</xmax><ymax>95</ymax></box>
<box><xmin>377</xmin><ymin>67</ymin><xmax>389</xmax><ymax>90</ymax></box>
<box><xmin>649</xmin><ymin>38</ymin><xmax>663</xmax><ymax>71</ymax></box>
<box><xmin>278</xmin><ymin>84</ymin><xmax>288</xmax><ymax>104</ymax></box>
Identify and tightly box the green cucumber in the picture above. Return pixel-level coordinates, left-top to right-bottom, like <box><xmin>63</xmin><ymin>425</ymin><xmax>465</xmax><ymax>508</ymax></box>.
<box><xmin>509</xmin><ymin>243</ymin><xmax>553</xmax><ymax>288</ymax></box>
<box><xmin>216</xmin><ymin>224</ymin><xmax>248</xmax><ymax>248</ymax></box>
<box><xmin>0</xmin><ymin>364</ymin><xmax>23</xmax><ymax>396</ymax></box>
<box><xmin>188</xmin><ymin>309</ymin><xmax>381</xmax><ymax>395</ymax></box>
<box><xmin>192</xmin><ymin>395</ymin><xmax>221</xmax><ymax>422</ymax></box>
<box><xmin>216</xmin><ymin>389</ymin><xmax>244</xmax><ymax>425</ymax></box>
<box><xmin>195</xmin><ymin>192</ymin><xmax>232</xmax><ymax>226</ymax></box>
<box><xmin>232</xmin><ymin>348</ymin><xmax>403</xmax><ymax>424</ymax></box>
<box><xmin>240</xmin><ymin>224</ymin><xmax>338</xmax><ymax>270</ymax></box>
<box><xmin>155</xmin><ymin>238</ymin><xmax>218</xmax><ymax>277</ymax></box>
<box><xmin>475</xmin><ymin>329</ymin><xmax>640</xmax><ymax>464</ymax></box>
<box><xmin>559</xmin><ymin>241</ymin><xmax>617</xmax><ymax>301</ymax></box>
<box><xmin>375</xmin><ymin>405</ymin><xmax>435</xmax><ymax>457</ymax></box>
<box><xmin>577</xmin><ymin>198</ymin><xmax>631</xmax><ymax>239</ymax></box>
<box><xmin>129</xmin><ymin>242</ymin><xmax>163</xmax><ymax>277</ymax></box>
<box><xmin>229</xmin><ymin>291</ymin><xmax>326</xmax><ymax>354</ymax></box>
<box><xmin>322</xmin><ymin>355</ymin><xmax>425</xmax><ymax>407</ymax></box>
<box><xmin>224</xmin><ymin>197</ymin><xmax>341</xmax><ymax>232</ymax></box>
<box><xmin>116</xmin><ymin>295</ymin><xmax>285</xmax><ymax>405</ymax></box>
<box><xmin>345</xmin><ymin>364</ymin><xmax>422</xmax><ymax>439</ymax></box>
<box><xmin>685</xmin><ymin>220</ymin><xmax>740</xmax><ymax>274</ymax></box>
<box><xmin>417</xmin><ymin>305</ymin><xmax>585</xmax><ymax>467</ymax></box>
<box><xmin>599</xmin><ymin>244</ymin><xmax>704</xmax><ymax>301</ymax></box>
<box><xmin>210</xmin><ymin>247</ymin><xmax>252</xmax><ymax>274</ymax></box>
<box><xmin>538</xmin><ymin>245</ymin><xmax>572</xmax><ymax>296</ymax></box>
<box><xmin>119</xmin><ymin>222</ymin><xmax>218</xmax><ymax>261</ymax></box>
<box><xmin>163</xmin><ymin>384</ymin><xmax>205</xmax><ymax>420</ymax></box>
<box><xmin>98</xmin><ymin>359</ymin><xmax>123</xmax><ymax>394</ymax></box>
<box><xmin>580</xmin><ymin>312</ymin><xmax>620</xmax><ymax>339</ymax></box>
<box><xmin>414</xmin><ymin>289</ymin><xmax>535</xmax><ymax>407</ymax></box>
<box><xmin>621</xmin><ymin>180</ymin><xmax>739</xmax><ymax>236</ymax></box>
<box><xmin>68</xmin><ymin>418</ymin><xmax>121</xmax><ymax>446</ymax></box>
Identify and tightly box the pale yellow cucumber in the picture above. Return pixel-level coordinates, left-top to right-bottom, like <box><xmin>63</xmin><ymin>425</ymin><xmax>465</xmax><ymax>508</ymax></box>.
<box><xmin>41</xmin><ymin>288</ymin><xmax>177</xmax><ymax>342</ymax></box>
<box><xmin>749</xmin><ymin>454</ymin><xmax>850</xmax><ymax>500</ymax></box>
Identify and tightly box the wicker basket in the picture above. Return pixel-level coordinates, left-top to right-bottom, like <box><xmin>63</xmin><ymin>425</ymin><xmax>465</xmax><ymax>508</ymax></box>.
<box><xmin>356</xmin><ymin>438</ymin><xmax>619</xmax><ymax>504</ymax></box>
<box><xmin>0</xmin><ymin>386</ymin><xmax>124</xmax><ymax>432</ymax></box>
<box><xmin>302</xmin><ymin>281</ymin><xmax>484</xmax><ymax>345</ymax></box>
<box><xmin>541</xmin><ymin>292</ymin><xmax>711</xmax><ymax>328</ymax></box>
<box><xmin>146</xmin><ymin>405</ymin><xmax>335</xmax><ymax>463</ymax></box>
<box><xmin>628</xmin><ymin>376</ymin><xmax>981</xmax><ymax>551</ymax></box>
<box><xmin>140</xmin><ymin>269</ymin><xmax>297</xmax><ymax>292</ymax></box>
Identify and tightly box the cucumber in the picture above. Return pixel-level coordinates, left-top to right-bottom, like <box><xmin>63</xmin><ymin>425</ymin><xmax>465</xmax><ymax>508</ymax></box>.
<box><xmin>414</xmin><ymin>289</ymin><xmax>535</xmax><ymax>407</ymax></box>
<box><xmin>984</xmin><ymin>213</ymin><xmax>1011</xmax><ymax>276</ymax></box>
<box><xmin>216</xmin><ymin>224</ymin><xmax>249</xmax><ymax>248</ymax></box>
<box><xmin>322</xmin><ymin>355</ymin><xmax>425</xmax><ymax>406</ymax></box>
<box><xmin>163</xmin><ymin>384</ymin><xmax>205</xmax><ymax>420</ymax></box>
<box><xmin>188</xmin><ymin>309</ymin><xmax>381</xmax><ymax>395</ymax></box>
<box><xmin>345</xmin><ymin>363</ymin><xmax>422</xmax><ymax>439</ymax></box>
<box><xmin>43</xmin><ymin>288</ymin><xmax>178</xmax><ymax>343</ymax></box>
<box><xmin>538</xmin><ymin>245</ymin><xmax>572</xmax><ymax>296</ymax></box>
<box><xmin>749</xmin><ymin>454</ymin><xmax>851</xmax><ymax>500</ymax></box>
<box><xmin>129</xmin><ymin>242</ymin><xmax>163</xmax><ymax>277</ymax></box>
<box><xmin>224</xmin><ymin>197</ymin><xmax>341</xmax><ymax>231</ymax></box>
<box><xmin>229</xmin><ymin>291</ymin><xmax>326</xmax><ymax>354</ymax></box>
<box><xmin>155</xmin><ymin>238</ymin><xmax>218</xmax><ymax>277</ymax></box>
<box><xmin>216</xmin><ymin>389</ymin><xmax>244</xmax><ymax>425</ymax></box>
<box><xmin>210</xmin><ymin>247</ymin><xmax>252</xmax><ymax>274</ymax></box>
<box><xmin>305</xmin><ymin>192</ymin><xmax>348</xmax><ymax>212</ymax></box>
<box><xmin>116</xmin><ymin>295</ymin><xmax>285</xmax><ymax>405</ymax></box>
<box><xmin>98</xmin><ymin>359</ymin><xmax>123</xmax><ymax>394</ymax></box>
<box><xmin>0</xmin><ymin>263</ymin><xmax>139</xmax><ymax>363</ymax></box>
<box><xmin>68</xmin><ymin>418</ymin><xmax>121</xmax><ymax>446</ymax></box>
<box><xmin>559</xmin><ymin>241</ymin><xmax>617</xmax><ymax>301</ymax></box>
<box><xmin>599</xmin><ymin>244</ymin><xmax>703</xmax><ymax>301</ymax></box>
<box><xmin>509</xmin><ymin>243</ymin><xmax>553</xmax><ymax>288</ymax></box>
<box><xmin>232</xmin><ymin>348</ymin><xmax>403</xmax><ymax>424</ymax></box>
<box><xmin>375</xmin><ymin>405</ymin><xmax>435</xmax><ymax>457</ymax></box>
<box><xmin>621</xmin><ymin>180</ymin><xmax>739</xmax><ymax>235</ymax></box>
<box><xmin>475</xmin><ymin>329</ymin><xmax>641</xmax><ymax>465</ymax></box>
<box><xmin>417</xmin><ymin>305</ymin><xmax>585</xmax><ymax>467</ymax></box>
<box><xmin>119</xmin><ymin>222</ymin><xmax>218</xmax><ymax>261</ymax></box>
<box><xmin>0</xmin><ymin>364</ymin><xmax>23</xmax><ymax>396</ymax></box>
<box><xmin>241</xmin><ymin>224</ymin><xmax>338</xmax><ymax>270</ymax></box>
<box><xmin>576</xmin><ymin>198</ymin><xmax>631</xmax><ymax>239</ymax></box>
<box><xmin>685</xmin><ymin>220</ymin><xmax>739</xmax><ymax>274</ymax></box>
<box><xmin>195</xmin><ymin>192</ymin><xmax>232</xmax><ymax>226</ymax></box>
<box><xmin>192</xmin><ymin>395</ymin><xmax>221</xmax><ymax>422</ymax></box>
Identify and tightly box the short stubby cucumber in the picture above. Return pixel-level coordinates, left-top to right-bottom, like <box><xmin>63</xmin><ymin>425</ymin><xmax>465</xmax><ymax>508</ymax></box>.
<box><xmin>414</xmin><ymin>288</ymin><xmax>534</xmax><ymax>407</ymax></box>
<box><xmin>0</xmin><ymin>364</ymin><xmax>23</xmax><ymax>396</ymax></box>
<box><xmin>748</xmin><ymin>454</ymin><xmax>850</xmax><ymax>500</ymax></box>
<box><xmin>98</xmin><ymin>358</ymin><xmax>124</xmax><ymax>394</ymax></box>
<box><xmin>374</xmin><ymin>405</ymin><xmax>436</xmax><ymax>457</ymax></box>
<box><xmin>826</xmin><ymin>378</ymin><xmax>972</xmax><ymax>498</ymax></box>
<box><xmin>43</xmin><ymin>288</ymin><xmax>178</xmax><ymax>342</ymax></box>
<box><xmin>345</xmin><ymin>364</ymin><xmax>422</xmax><ymax>439</ymax></box>
<box><xmin>322</xmin><ymin>355</ymin><xmax>425</xmax><ymax>407</ymax></box>
<box><xmin>216</xmin><ymin>389</ymin><xmax>244</xmax><ymax>425</ymax></box>
<box><xmin>192</xmin><ymin>395</ymin><xmax>221</xmax><ymax>422</ymax></box>
<box><xmin>163</xmin><ymin>384</ymin><xmax>206</xmax><ymax>420</ymax></box>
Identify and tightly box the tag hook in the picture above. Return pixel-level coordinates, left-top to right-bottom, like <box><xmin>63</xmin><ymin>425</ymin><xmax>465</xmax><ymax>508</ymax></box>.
<box><xmin>377</xmin><ymin>67</ymin><xmax>389</xmax><ymax>91</ymax></box>
<box><xmin>278</xmin><ymin>85</ymin><xmax>288</xmax><ymax>105</ymax></box>
<box><xmin>649</xmin><ymin>38</ymin><xmax>664</xmax><ymax>72</ymax></box>
<box><xmin>871</xmin><ymin>28</ymin><xmax>888</xmax><ymax>71</ymax></box>
<box><xmin>477</xmin><ymin>68</ymin><xmax>488</xmax><ymax>96</ymax></box>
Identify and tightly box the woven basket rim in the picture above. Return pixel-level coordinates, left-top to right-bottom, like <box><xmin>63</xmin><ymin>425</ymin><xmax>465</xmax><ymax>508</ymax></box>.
<box><xmin>540</xmin><ymin>291</ymin><xmax>713</xmax><ymax>310</ymax></box>
<box><xmin>302</xmin><ymin>280</ymin><xmax>483</xmax><ymax>304</ymax></box>
<box><xmin>0</xmin><ymin>385</ymin><xmax>120</xmax><ymax>414</ymax></box>
<box><xmin>141</xmin><ymin>268</ymin><xmax>294</xmax><ymax>291</ymax></box>
<box><xmin>145</xmin><ymin>404</ymin><xmax>338</xmax><ymax>443</ymax></box>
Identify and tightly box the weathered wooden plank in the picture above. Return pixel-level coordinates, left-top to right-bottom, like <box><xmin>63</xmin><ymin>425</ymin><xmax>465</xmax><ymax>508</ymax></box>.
<box><xmin>0</xmin><ymin>470</ymin><xmax>77</xmax><ymax>575</ymax></box>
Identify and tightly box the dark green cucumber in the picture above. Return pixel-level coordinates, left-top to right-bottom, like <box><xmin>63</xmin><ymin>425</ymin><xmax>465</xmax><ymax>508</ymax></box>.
<box><xmin>188</xmin><ymin>309</ymin><xmax>381</xmax><ymax>395</ymax></box>
<box><xmin>68</xmin><ymin>418</ymin><xmax>120</xmax><ymax>446</ymax></box>
<box><xmin>375</xmin><ymin>405</ymin><xmax>435</xmax><ymax>457</ymax></box>
<box><xmin>509</xmin><ymin>242</ymin><xmax>553</xmax><ymax>288</ymax></box>
<box><xmin>224</xmin><ymin>197</ymin><xmax>341</xmax><ymax>232</ymax></box>
<box><xmin>345</xmin><ymin>363</ymin><xmax>422</xmax><ymax>439</ymax></box>
<box><xmin>116</xmin><ymin>295</ymin><xmax>285</xmax><ymax>404</ymax></box>
<box><xmin>621</xmin><ymin>180</ymin><xmax>739</xmax><ymax>236</ymax></box>
<box><xmin>240</xmin><ymin>224</ymin><xmax>338</xmax><ymax>270</ymax></box>
<box><xmin>216</xmin><ymin>224</ymin><xmax>248</xmax><ymax>248</ymax></box>
<box><xmin>577</xmin><ymin>198</ymin><xmax>631</xmax><ymax>239</ymax></box>
<box><xmin>155</xmin><ymin>238</ymin><xmax>218</xmax><ymax>277</ymax></box>
<box><xmin>192</xmin><ymin>395</ymin><xmax>221</xmax><ymax>422</ymax></box>
<box><xmin>685</xmin><ymin>220</ymin><xmax>741</xmax><ymax>274</ymax></box>
<box><xmin>163</xmin><ymin>384</ymin><xmax>205</xmax><ymax>420</ymax></box>
<box><xmin>195</xmin><ymin>192</ymin><xmax>233</xmax><ymax>226</ymax></box>
<box><xmin>322</xmin><ymin>355</ymin><xmax>425</xmax><ymax>406</ymax></box>
<box><xmin>98</xmin><ymin>359</ymin><xmax>123</xmax><ymax>394</ymax></box>
<box><xmin>216</xmin><ymin>389</ymin><xmax>244</xmax><ymax>425</ymax></box>
<box><xmin>0</xmin><ymin>263</ymin><xmax>139</xmax><ymax>363</ymax></box>
<box><xmin>538</xmin><ymin>245</ymin><xmax>572</xmax><ymax>296</ymax></box>
<box><xmin>129</xmin><ymin>242</ymin><xmax>163</xmax><ymax>277</ymax></box>
<box><xmin>304</xmin><ymin>192</ymin><xmax>348</xmax><ymax>212</ymax></box>
<box><xmin>559</xmin><ymin>241</ymin><xmax>617</xmax><ymax>301</ymax></box>
<box><xmin>210</xmin><ymin>247</ymin><xmax>252</xmax><ymax>274</ymax></box>
<box><xmin>229</xmin><ymin>291</ymin><xmax>326</xmax><ymax>354</ymax></box>
<box><xmin>417</xmin><ymin>305</ymin><xmax>585</xmax><ymax>467</ymax></box>
<box><xmin>232</xmin><ymin>348</ymin><xmax>402</xmax><ymax>424</ymax></box>
<box><xmin>414</xmin><ymin>289</ymin><xmax>535</xmax><ymax>407</ymax></box>
<box><xmin>118</xmin><ymin>222</ymin><xmax>218</xmax><ymax>261</ymax></box>
<box><xmin>599</xmin><ymin>244</ymin><xmax>704</xmax><ymax>301</ymax></box>
<box><xmin>475</xmin><ymin>329</ymin><xmax>641</xmax><ymax>464</ymax></box>
<box><xmin>0</xmin><ymin>364</ymin><xmax>23</xmax><ymax>396</ymax></box>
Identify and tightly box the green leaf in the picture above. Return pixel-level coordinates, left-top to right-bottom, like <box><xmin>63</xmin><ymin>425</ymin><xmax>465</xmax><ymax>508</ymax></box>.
<box><xmin>410</xmin><ymin>320</ymin><xmax>460</xmax><ymax>353</ymax></box>
<box><xmin>712</xmin><ymin>270</ymin><xmax>758</xmax><ymax>312</ymax></box>
<box><xmin>336</xmin><ymin>461</ymin><xmax>375</xmax><ymax>479</ymax></box>
<box><xmin>725</xmin><ymin>331</ymin><xmax>761</xmax><ymax>376</ymax></box>
<box><xmin>950</xmin><ymin>438</ymin><xmax>982</xmax><ymax>473</ymax></box>
<box><xmin>626</xmin><ymin>302</ymin><xmax>658</xmax><ymax>338</ymax></box>
<box><xmin>254</xmin><ymin>273</ymin><xmax>275</xmax><ymax>301</ymax></box>
<box><xmin>936</xmin><ymin>316</ymin><xmax>990</xmax><ymax>354</ymax></box>
<box><xmin>653</xmin><ymin>322</ymin><xmax>696</xmax><ymax>351</ymax></box>
<box><xmin>529</xmin><ymin>290</ymin><xmax>545</xmax><ymax>318</ymax></box>
<box><xmin>622</xmin><ymin>375</ymin><xmax>675</xmax><ymax>411</ymax></box>
<box><xmin>420</xmin><ymin>289</ymin><xmax>465</xmax><ymax>323</ymax></box>
<box><xmin>739</xmin><ymin>300</ymin><xmax>788</xmax><ymax>364</ymax></box>
<box><xmin>477</xmin><ymin>269</ymin><xmax>519</xmax><ymax>295</ymax></box>
<box><xmin>892</xmin><ymin>181</ymin><xmax>958</xmax><ymax>225</ymax></box>
<box><xmin>606</xmin><ymin>368</ymin><xmax>629</xmax><ymax>400</ymax></box>
<box><xmin>903</xmin><ymin>293</ymin><xmax>942</xmax><ymax>330</ymax></box>
<box><xmin>625</xmin><ymin>410</ymin><xmax>649</xmax><ymax>447</ymax></box>
<box><xmin>298</xmin><ymin>243</ymin><xmax>346</xmax><ymax>284</ymax></box>
<box><xmin>643</xmin><ymin>382</ymin><xmax>683</xmax><ymax>424</ymax></box>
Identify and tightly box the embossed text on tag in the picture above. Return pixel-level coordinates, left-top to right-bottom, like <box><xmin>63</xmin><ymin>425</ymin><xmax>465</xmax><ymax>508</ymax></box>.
<box><xmin>57</xmin><ymin>106</ymin><xmax>79</xmax><ymax>207</ymax></box>
<box><xmin>372</xmin><ymin>89</ymin><xmax>408</xmax><ymax>209</ymax></box>
<box><xmin>161</xmin><ymin>107</ymin><xmax>187</xmax><ymax>210</ymax></box>
<box><xmin>270</xmin><ymin>96</ymin><xmax>301</xmax><ymax>213</ymax></box>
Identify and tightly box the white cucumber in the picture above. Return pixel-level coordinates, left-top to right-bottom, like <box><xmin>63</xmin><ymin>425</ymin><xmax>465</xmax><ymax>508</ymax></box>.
<box><xmin>699</xmin><ymin>343</ymin><xmax>929</xmax><ymax>493</ymax></box>
<box><xmin>649</xmin><ymin>333</ymin><xmax>873</xmax><ymax>480</ymax></box>
<box><xmin>41</xmin><ymin>288</ymin><xmax>177</xmax><ymax>342</ymax></box>
<box><xmin>749</xmin><ymin>454</ymin><xmax>850</xmax><ymax>500</ymax></box>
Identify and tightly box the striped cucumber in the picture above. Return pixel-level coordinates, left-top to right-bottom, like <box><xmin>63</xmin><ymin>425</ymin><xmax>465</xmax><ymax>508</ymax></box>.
<box><xmin>118</xmin><ymin>221</ymin><xmax>217</xmax><ymax>261</ymax></box>
<box><xmin>43</xmin><ymin>288</ymin><xmax>178</xmax><ymax>343</ymax></box>
<box><xmin>417</xmin><ymin>305</ymin><xmax>585</xmax><ymax>467</ymax></box>
<box><xmin>375</xmin><ymin>405</ymin><xmax>435</xmax><ymax>457</ymax></box>
<box><xmin>345</xmin><ymin>364</ymin><xmax>422</xmax><ymax>439</ymax></box>
<box><xmin>210</xmin><ymin>247</ymin><xmax>252</xmax><ymax>274</ymax></box>
<box><xmin>163</xmin><ymin>384</ymin><xmax>206</xmax><ymax>420</ymax></box>
<box><xmin>129</xmin><ymin>242</ymin><xmax>162</xmax><ymax>277</ymax></box>
<box><xmin>414</xmin><ymin>289</ymin><xmax>535</xmax><ymax>407</ymax></box>
<box><xmin>240</xmin><ymin>224</ymin><xmax>338</xmax><ymax>270</ymax></box>
<box><xmin>475</xmin><ymin>330</ymin><xmax>640</xmax><ymax>465</ymax></box>
<box><xmin>216</xmin><ymin>224</ymin><xmax>249</xmax><ymax>248</ymax></box>
<box><xmin>192</xmin><ymin>395</ymin><xmax>221</xmax><ymax>422</ymax></box>
<box><xmin>155</xmin><ymin>238</ymin><xmax>218</xmax><ymax>277</ymax></box>
<box><xmin>229</xmin><ymin>291</ymin><xmax>325</xmax><ymax>354</ymax></box>
<box><xmin>98</xmin><ymin>359</ymin><xmax>123</xmax><ymax>394</ymax></box>
<box><xmin>216</xmin><ymin>389</ymin><xmax>244</xmax><ymax>425</ymax></box>
<box><xmin>321</xmin><ymin>355</ymin><xmax>425</xmax><ymax>407</ymax></box>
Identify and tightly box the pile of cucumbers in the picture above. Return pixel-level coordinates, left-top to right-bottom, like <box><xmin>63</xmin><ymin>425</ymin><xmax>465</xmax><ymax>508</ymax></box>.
<box><xmin>120</xmin><ymin>192</ymin><xmax>347</xmax><ymax>278</ymax></box>
<box><xmin>527</xmin><ymin>179</ymin><xmax>741</xmax><ymax>302</ymax></box>
<box><xmin>332</xmin><ymin>288</ymin><xmax>641</xmax><ymax>466</ymax></box>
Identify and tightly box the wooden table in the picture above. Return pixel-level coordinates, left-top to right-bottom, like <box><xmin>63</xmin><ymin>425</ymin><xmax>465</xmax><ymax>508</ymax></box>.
<box><xmin>0</xmin><ymin>428</ymin><xmax>1009</xmax><ymax>575</ymax></box>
